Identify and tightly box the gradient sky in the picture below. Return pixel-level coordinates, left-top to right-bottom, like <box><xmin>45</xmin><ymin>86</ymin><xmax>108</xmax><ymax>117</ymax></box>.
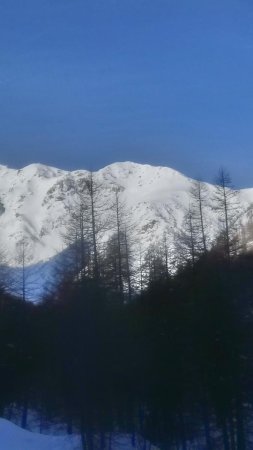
<box><xmin>1</xmin><ymin>0</ymin><xmax>253</xmax><ymax>187</ymax></box>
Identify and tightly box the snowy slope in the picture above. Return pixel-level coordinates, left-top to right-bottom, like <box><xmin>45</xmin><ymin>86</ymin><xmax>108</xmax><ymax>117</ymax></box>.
<box><xmin>0</xmin><ymin>418</ymin><xmax>159</xmax><ymax>450</ymax></box>
<box><xmin>0</xmin><ymin>161</ymin><xmax>252</xmax><ymax>269</ymax></box>
<box><xmin>0</xmin><ymin>418</ymin><xmax>80</xmax><ymax>450</ymax></box>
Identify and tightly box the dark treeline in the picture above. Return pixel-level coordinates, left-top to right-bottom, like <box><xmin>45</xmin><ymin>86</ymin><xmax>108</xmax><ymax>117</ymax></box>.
<box><xmin>1</xmin><ymin>250</ymin><xmax>253</xmax><ymax>449</ymax></box>
<box><xmin>1</xmin><ymin>168</ymin><xmax>253</xmax><ymax>448</ymax></box>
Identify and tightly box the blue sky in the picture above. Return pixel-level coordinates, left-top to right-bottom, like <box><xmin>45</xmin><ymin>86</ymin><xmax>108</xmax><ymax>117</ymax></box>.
<box><xmin>0</xmin><ymin>0</ymin><xmax>253</xmax><ymax>187</ymax></box>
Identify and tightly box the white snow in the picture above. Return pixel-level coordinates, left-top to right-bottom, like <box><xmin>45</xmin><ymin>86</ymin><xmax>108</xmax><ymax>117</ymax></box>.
<box><xmin>0</xmin><ymin>161</ymin><xmax>252</xmax><ymax>296</ymax></box>
<box><xmin>0</xmin><ymin>418</ymin><xmax>80</xmax><ymax>450</ymax></box>
<box><xmin>0</xmin><ymin>418</ymin><xmax>159</xmax><ymax>450</ymax></box>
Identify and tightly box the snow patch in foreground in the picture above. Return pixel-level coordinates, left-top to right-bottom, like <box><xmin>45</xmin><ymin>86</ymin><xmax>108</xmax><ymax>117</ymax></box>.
<box><xmin>0</xmin><ymin>418</ymin><xmax>80</xmax><ymax>450</ymax></box>
<box><xmin>0</xmin><ymin>418</ymin><xmax>159</xmax><ymax>450</ymax></box>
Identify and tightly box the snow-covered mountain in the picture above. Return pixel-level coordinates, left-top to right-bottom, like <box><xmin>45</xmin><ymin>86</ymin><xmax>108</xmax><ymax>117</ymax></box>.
<box><xmin>0</xmin><ymin>161</ymin><xmax>253</xmax><ymax>270</ymax></box>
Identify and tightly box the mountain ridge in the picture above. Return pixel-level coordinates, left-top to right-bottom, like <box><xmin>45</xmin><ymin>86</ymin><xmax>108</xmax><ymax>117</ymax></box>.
<box><xmin>0</xmin><ymin>161</ymin><xmax>252</xmax><ymax>271</ymax></box>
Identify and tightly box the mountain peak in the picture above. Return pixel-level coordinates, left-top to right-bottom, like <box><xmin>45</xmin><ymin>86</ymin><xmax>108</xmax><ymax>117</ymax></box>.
<box><xmin>0</xmin><ymin>160</ymin><xmax>251</xmax><ymax>268</ymax></box>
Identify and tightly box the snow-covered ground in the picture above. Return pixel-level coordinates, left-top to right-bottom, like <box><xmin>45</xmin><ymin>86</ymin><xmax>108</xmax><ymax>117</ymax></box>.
<box><xmin>0</xmin><ymin>418</ymin><xmax>159</xmax><ymax>450</ymax></box>
<box><xmin>0</xmin><ymin>418</ymin><xmax>80</xmax><ymax>450</ymax></box>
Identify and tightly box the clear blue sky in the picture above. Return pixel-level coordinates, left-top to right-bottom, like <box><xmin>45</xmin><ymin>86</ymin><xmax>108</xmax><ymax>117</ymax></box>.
<box><xmin>0</xmin><ymin>0</ymin><xmax>253</xmax><ymax>187</ymax></box>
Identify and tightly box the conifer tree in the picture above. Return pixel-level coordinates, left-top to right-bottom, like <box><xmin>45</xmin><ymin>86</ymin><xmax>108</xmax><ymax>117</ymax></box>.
<box><xmin>101</xmin><ymin>187</ymin><xmax>133</xmax><ymax>301</ymax></box>
<box><xmin>174</xmin><ymin>205</ymin><xmax>199</xmax><ymax>266</ymax></box>
<box><xmin>64</xmin><ymin>171</ymin><xmax>107</xmax><ymax>281</ymax></box>
<box><xmin>212</xmin><ymin>168</ymin><xmax>242</xmax><ymax>260</ymax></box>
<box><xmin>190</xmin><ymin>179</ymin><xmax>209</xmax><ymax>254</ymax></box>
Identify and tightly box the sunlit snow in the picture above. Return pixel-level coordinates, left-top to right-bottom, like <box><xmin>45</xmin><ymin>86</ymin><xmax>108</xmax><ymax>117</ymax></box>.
<box><xmin>0</xmin><ymin>161</ymin><xmax>252</xmax><ymax>299</ymax></box>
